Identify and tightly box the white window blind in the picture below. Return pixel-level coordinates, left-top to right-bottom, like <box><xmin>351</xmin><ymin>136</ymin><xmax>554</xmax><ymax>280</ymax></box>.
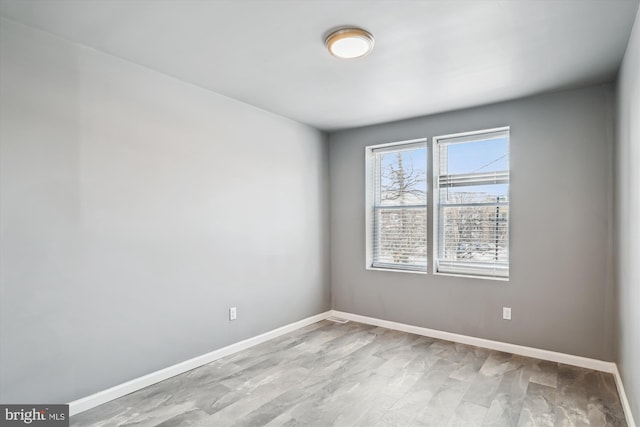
<box><xmin>369</xmin><ymin>140</ymin><xmax>427</xmax><ymax>271</ymax></box>
<box><xmin>434</xmin><ymin>128</ymin><xmax>510</xmax><ymax>279</ymax></box>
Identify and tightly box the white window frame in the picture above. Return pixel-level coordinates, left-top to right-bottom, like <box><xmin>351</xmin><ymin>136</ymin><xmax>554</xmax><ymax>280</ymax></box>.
<box><xmin>432</xmin><ymin>127</ymin><xmax>510</xmax><ymax>281</ymax></box>
<box><xmin>365</xmin><ymin>138</ymin><xmax>428</xmax><ymax>274</ymax></box>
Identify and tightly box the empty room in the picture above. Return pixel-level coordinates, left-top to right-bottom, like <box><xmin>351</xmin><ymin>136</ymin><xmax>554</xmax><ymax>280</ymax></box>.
<box><xmin>1</xmin><ymin>1</ymin><xmax>639</xmax><ymax>426</ymax></box>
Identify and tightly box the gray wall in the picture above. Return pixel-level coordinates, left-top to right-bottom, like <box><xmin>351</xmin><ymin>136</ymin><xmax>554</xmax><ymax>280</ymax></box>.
<box><xmin>616</xmin><ymin>6</ymin><xmax>640</xmax><ymax>423</ymax></box>
<box><xmin>330</xmin><ymin>84</ymin><xmax>615</xmax><ymax>361</ymax></box>
<box><xmin>0</xmin><ymin>19</ymin><xmax>330</xmax><ymax>403</ymax></box>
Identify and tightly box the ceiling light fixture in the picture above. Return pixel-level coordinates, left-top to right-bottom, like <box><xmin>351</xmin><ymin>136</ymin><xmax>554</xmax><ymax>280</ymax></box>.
<box><xmin>325</xmin><ymin>27</ymin><xmax>375</xmax><ymax>59</ymax></box>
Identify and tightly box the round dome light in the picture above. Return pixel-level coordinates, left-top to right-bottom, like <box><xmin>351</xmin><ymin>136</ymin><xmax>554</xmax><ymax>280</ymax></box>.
<box><xmin>325</xmin><ymin>28</ymin><xmax>374</xmax><ymax>59</ymax></box>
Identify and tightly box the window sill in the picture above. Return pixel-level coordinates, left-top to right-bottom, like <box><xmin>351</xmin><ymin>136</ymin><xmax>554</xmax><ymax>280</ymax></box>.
<box><xmin>366</xmin><ymin>266</ymin><xmax>427</xmax><ymax>275</ymax></box>
<box><xmin>433</xmin><ymin>271</ymin><xmax>509</xmax><ymax>282</ymax></box>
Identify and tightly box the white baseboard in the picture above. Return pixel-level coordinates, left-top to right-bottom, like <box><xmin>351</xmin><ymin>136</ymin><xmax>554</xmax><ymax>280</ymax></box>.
<box><xmin>613</xmin><ymin>365</ymin><xmax>637</xmax><ymax>427</ymax></box>
<box><xmin>331</xmin><ymin>310</ymin><xmax>616</xmax><ymax>373</ymax></box>
<box><xmin>68</xmin><ymin>311</ymin><xmax>332</xmax><ymax>416</ymax></box>
<box><xmin>334</xmin><ymin>310</ymin><xmax>636</xmax><ymax>427</ymax></box>
<box><xmin>69</xmin><ymin>308</ymin><xmax>635</xmax><ymax>427</ymax></box>
<box><xmin>332</xmin><ymin>310</ymin><xmax>640</xmax><ymax>425</ymax></box>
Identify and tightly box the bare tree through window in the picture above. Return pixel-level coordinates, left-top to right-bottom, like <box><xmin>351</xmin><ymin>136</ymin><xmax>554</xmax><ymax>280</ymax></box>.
<box><xmin>372</xmin><ymin>145</ymin><xmax>427</xmax><ymax>270</ymax></box>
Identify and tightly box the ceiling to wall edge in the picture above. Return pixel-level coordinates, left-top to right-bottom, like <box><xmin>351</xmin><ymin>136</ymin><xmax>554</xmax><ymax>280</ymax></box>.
<box><xmin>0</xmin><ymin>14</ymin><xmax>628</xmax><ymax>134</ymax></box>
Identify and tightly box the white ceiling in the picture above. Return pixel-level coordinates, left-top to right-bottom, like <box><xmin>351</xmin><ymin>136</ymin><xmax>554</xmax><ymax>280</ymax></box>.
<box><xmin>1</xmin><ymin>0</ymin><xmax>638</xmax><ymax>131</ymax></box>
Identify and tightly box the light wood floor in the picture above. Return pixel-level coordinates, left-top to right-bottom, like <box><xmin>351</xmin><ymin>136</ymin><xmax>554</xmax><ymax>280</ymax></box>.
<box><xmin>71</xmin><ymin>320</ymin><xmax>627</xmax><ymax>426</ymax></box>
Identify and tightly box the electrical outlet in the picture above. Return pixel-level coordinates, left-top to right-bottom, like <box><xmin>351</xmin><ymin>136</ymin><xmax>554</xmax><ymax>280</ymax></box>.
<box><xmin>503</xmin><ymin>307</ymin><xmax>512</xmax><ymax>320</ymax></box>
<box><xmin>229</xmin><ymin>307</ymin><xmax>237</xmax><ymax>321</ymax></box>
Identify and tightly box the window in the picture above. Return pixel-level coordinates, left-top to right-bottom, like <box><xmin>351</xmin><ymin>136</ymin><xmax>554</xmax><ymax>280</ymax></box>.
<box><xmin>366</xmin><ymin>139</ymin><xmax>427</xmax><ymax>272</ymax></box>
<box><xmin>433</xmin><ymin>128</ymin><xmax>510</xmax><ymax>279</ymax></box>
